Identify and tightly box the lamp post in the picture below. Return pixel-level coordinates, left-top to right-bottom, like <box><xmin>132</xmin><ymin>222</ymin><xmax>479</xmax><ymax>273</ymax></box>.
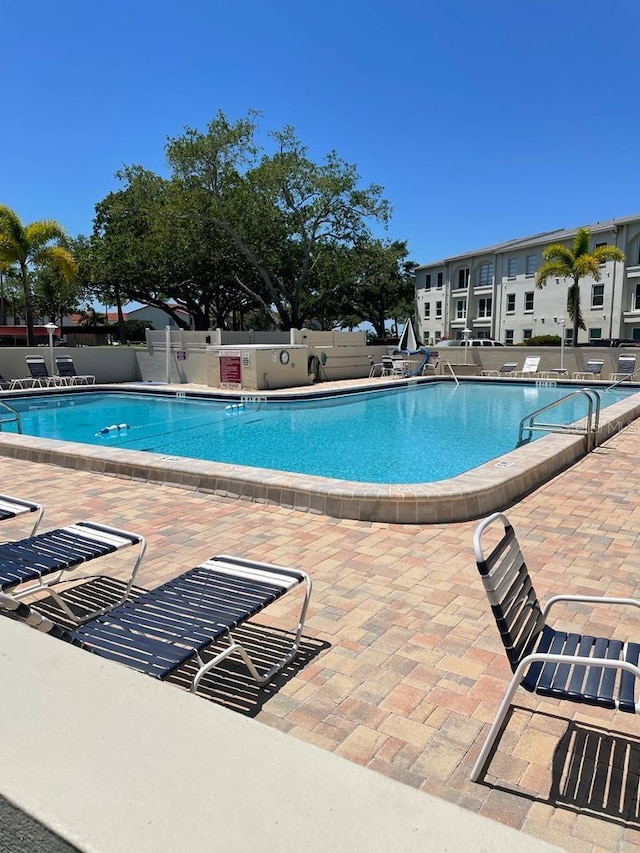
<box><xmin>555</xmin><ymin>317</ymin><xmax>565</xmax><ymax>372</ymax></box>
<box><xmin>43</xmin><ymin>323</ymin><xmax>58</xmax><ymax>376</ymax></box>
<box><xmin>462</xmin><ymin>327</ymin><xmax>471</xmax><ymax>365</ymax></box>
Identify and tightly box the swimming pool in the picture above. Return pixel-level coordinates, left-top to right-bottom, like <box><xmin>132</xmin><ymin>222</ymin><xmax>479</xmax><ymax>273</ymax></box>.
<box><xmin>5</xmin><ymin>382</ymin><xmax>637</xmax><ymax>484</ymax></box>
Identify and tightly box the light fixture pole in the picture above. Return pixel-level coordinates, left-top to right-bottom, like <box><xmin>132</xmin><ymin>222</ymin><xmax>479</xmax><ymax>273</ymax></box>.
<box><xmin>463</xmin><ymin>327</ymin><xmax>471</xmax><ymax>365</ymax></box>
<box><xmin>556</xmin><ymin>317</ymin><xmax>565</xmax><ymax>372</ymax></box>
<box><xmin>43</xmin><ymin>323</ymin><xmax>58</xmax><ymax>376</ymax></box>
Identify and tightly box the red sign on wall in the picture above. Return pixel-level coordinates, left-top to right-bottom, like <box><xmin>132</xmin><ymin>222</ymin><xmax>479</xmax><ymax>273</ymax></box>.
<box><xmin>220</xmin><ymin>355</ymin><xmax>242</xmax><ymax>386</ymax></box>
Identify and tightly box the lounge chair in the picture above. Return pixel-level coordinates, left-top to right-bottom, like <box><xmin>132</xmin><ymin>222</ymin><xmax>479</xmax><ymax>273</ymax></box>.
<box><xmin>421</xmin><ymin>353</ymin><xmax>440</xmax><ymax>375</ymax></box>
<box><xmin>0</xmin><ymin>494</ymin><xmax>43</xmax><ymax>536</ymax></box>
<box><xmin>481</xmin><ymin>362</ymin><xmax>518</xmax><ymax>377</ymax></box>
<box><xmin>0</xmin><ymin>553</ymin><xmax>311</xmax><ymax>693</ymax></box>
<box><xmin>381</xmin><ymin>356</ymin><xmax>403</xmax><ymax>377</ymax></box>
<box><xmin>0</xmin><ymin>520</ymin><xmax>146</xmax><ymax>624</ymax></box>
<box><xmin>515</xmin><ymin>355</ymin><xmax>541</xmax><ymax>378</ymax></box>
<box><xmin>470</xmin><ymin>512</ymin><xmax>640</xmax><ymax>783</ymax></box>
<box><xmin>54</xmin><ymin>355</ymin><xmax>95</xmax><ymax>385</ymax></box>
<box><xmin>12</xmin><ymin>355</ymin><xmax>67</xmax><ymax>389</ymax></box>
<box><xmin>609</xmin><ymin>354</ymin><xmax>637</xmax><ymax>382</ymax></box>
<box><xmin>572</xmin><ymin>359</ymin><xmax>604</xmax><ymax>380</ymax></box>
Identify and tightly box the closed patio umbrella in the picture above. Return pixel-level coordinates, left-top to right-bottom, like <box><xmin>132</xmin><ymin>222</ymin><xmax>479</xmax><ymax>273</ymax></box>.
<box><xmin>398</xmin><ymin>318</ymin><xmax>418</xmax><ymax>352</ymax></box>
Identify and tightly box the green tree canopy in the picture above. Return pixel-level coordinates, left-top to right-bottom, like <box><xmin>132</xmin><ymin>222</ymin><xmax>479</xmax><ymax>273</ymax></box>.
<box><xmin>88</xmin><ymin>166</ymin><xmax>265</xmax><ymax>332</ymax></box>
<box><xmin>536</xmin><ymin>228</ymin><xmax>625</xmax><ymax>346</ymax></box>
<box><xmin>318</xmin><ymin>238</ymin><xmax>416</xmax><ymax>339</ymax></box>
<box><xmin>165</xmin><ymin>110</ymin><xmax>391</xmax><ymax>329</ymax></box>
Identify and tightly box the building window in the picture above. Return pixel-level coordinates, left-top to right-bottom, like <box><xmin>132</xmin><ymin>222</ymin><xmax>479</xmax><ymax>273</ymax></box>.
<box><xmin>479</xmin><ymin>262</ymin><xmax>494</xmax><ymax>286</ymax></box>
<box><xmin>523</xmin><ymin>329</ymin><xmax>532</xmax><ymax>341</ymax></box>
<box><xmin>506</xmin><ymin>293</ymin><xmax>516</xmax><ymax>313</ymax></box>
<box><xmin>505</xmin><ymin>329</ymin><xmax>514</xmax><ymax>345</ymax></box>
<box><xmin>591</xmin><ymin>284</ymin><xmax>604</xmax><ymax>308</ymax></box>
<box><xmin>525</xmin><ymin>254</ymin><xmax>537</xmax><ymax>276</ymax></box>
<box><xmin>524</xmin><ymin>291</ymin><xmax>534</xmax><ymax>312</ymax></box>
<box><xmin>566</xmin><ymin>328</ymin><xmax>574</xmax><ymax>344</ymax></box>
<box><xmin>595</xmin><ymin>242</ymin><xmax>607</xmax><ymax>265</ymax></box>
<box><xmin>435</xmin><ymin>301</ymin><xmax>442</xmax><ymax>319</ymax></box>
<box><xmin>507</xmin><ymin>258</ymin><xmax>518</xmax><ymax>278</ymax></box>
<box><xmin>456</xmin><ymin>268</ymin><xmax>470</xmax><ymax>289</ymax></box>
<box><xmin>425</xmin><ymin>273</ymin><xmax>431</xmax><ymax>290</ymax></box>
<box><xmin>634</xmin><ymin>283</ymin><xmax>640</xmax><ymax>311</ymax></box>
<box><xmin>435</xmin><ymin>330</ymin><xmax>441</xmax><ymax>341</ymax></box>
<box><xmin>478</xmin><ymin>297</ymin><xmax>492</xmax><ymax>318</ymax></box>
<box><xmin>455</xmin><ymin>299</ymin><xmax>467</xmax><ymax>319</ymax></box>
<box><xmin>589</xmin><ymin>328</ymin><xmax>602</xmax><ymax>343</ymax></box>
<box><xmin>437</xmin><ymin>271</ymin><xmax>443</xmax><ymax>289</ymax></box>
<box><xmin>424</xmin><ymin>303</ymin><xmax>430</xmax><ymax>319</ymax></box>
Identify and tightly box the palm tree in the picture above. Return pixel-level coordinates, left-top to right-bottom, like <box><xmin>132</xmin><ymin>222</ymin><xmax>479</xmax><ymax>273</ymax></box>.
<box><xmin>0</xmin><ymin>205</ymin><xmax>78</xmax><ymax>345</ymax></box>
<box><xmin>536</xmin><ymin>228</ymin><xmax>625</xmax><ymax>347</ymax></box>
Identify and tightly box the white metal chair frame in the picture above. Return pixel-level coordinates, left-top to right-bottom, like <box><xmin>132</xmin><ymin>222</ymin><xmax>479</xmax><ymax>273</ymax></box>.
<box><xmin>471</xmin><ymin>512</ymin><xmax>640</xmax><ymax>783</ymax></box>
<box><xmin>572</xmin><ymin>360</ymin><xmax>604</xmax><ymax>380</ymax></box>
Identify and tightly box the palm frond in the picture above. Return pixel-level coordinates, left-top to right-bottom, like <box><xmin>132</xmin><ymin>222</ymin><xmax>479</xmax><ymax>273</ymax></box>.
<box><xmin>0</xmin><ymin>206</ymin><xmax>29</xmax><ymax>258</ymax></box>
<box><xmin>593</xmin><ymin>245</ymin><xmax>625</xmax><ymax>264</ymax></box>
<box><xmin>572</xmin><ymin>228</ymin><xmax>591</xmax><ymax>258</ymax></box>
<box><xmin>25</xmin><ymin>220</ymin><xmax>67</xmax><ymax>253</ymax></box>
<box><xmin>535</xmin><ymin>259</ymin><xmax>571</xmax><ymax>288</ymax></box>
<box><xmin>34</xmin><ymin>245</ymin><xmax>78</xmax><ymax>282</ymax></box>
<box><xmin>574</xmin><ymin>255</ymin><xmax>602</xmax><ymax>281</ymax></box>
<box><xmin>541</xmin><ymin>243</ymin><xmax>573</xmax><ymax>266</ymax></box>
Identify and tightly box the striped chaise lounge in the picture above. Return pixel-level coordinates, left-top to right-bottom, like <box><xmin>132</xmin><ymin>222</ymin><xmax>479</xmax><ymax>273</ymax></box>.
<box><xmin>0</xmin><ymin>554</ymin><xmax>312</xmax><ymax>694</ymax></box>
<box><xmin>0</xmin><ymin>494</ymin><xmax>44</xmax><ymax>536</ymax></box>
<box><xmin>54</xmin><ymin>355</ymin><xmax>95</xmax><ymax>386</ymax></box>
<box><xmin>0</xmin><ymin>520</ymin><xmax>146</xmax><ymax>623</ymax></box>
<box><xmin>470</xmin><ymin>511</ymin><xmax>640</xmax><ymax>783</ymax></box>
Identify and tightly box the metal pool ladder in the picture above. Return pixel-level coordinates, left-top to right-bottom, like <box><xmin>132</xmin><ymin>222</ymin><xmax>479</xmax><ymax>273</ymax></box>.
<box><xmin>517</xmin><ymin>388</ymin><xmax>600</xmax><ymax>451</ymax></box>
<box><xmin>0</xmin><ymin>399</ymin><xmax>22</xmax><ymax>433</ymax></box>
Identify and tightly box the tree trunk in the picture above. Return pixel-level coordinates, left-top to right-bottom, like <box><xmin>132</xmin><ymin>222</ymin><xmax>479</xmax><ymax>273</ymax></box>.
<box><xmin>21</xmin><ymin>264</ymin><xmax>35</xmax><ymax>347</ymax></box>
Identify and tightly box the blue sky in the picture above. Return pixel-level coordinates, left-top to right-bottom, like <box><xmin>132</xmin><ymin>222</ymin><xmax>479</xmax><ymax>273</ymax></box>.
<box><xmin>2</xmin><ymin>0</ymin><xmax>639</xmax><ymax>267</ymax></box>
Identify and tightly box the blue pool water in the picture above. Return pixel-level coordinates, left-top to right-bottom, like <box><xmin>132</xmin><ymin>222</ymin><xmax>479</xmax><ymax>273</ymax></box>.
<box><xmin>5</xmin><ymin>384</ymin><xmax>636</xmax><ymax>484</ymax></box>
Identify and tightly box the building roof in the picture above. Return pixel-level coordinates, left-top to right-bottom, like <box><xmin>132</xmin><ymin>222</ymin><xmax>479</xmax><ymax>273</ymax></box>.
<box><xmin>416</xmin><ymin>212</ymin><xmax>640</xmax><ymax>270</ymax></box>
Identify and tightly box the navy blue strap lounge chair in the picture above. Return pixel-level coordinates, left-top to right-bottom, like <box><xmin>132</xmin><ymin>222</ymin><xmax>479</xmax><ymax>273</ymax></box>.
<box><xmin>470</xmin><ymin>512</ymin><xmax>640</xmax><ymax>783</ymax></box>
<box><xmin>0</xmin><ymin>494</ymin><xmax>44</xmax><ymax>536</ymax></box>
<box><xmin>609</xmin><ymin>354</ymin><xmax>637</xmax><ymax>382</ymax></box>
<box><xmin>572</xmin><ymin>359</ymin><xmax>604</xmax><ymax>380</ymax></box>
<box><xmin>54</xmin><ymin>355</ymin><xmax>95</xmax><ymax>385</ymax></box>
<box><xmin>0</xmin><ymin>554</ymin><xmax>311</xmax><ymax>693</ymax></box>
<box><xmin>13</xmin><ymin>355</ymin><xmax>67</xmax><ymax>389</ymax></box>
<box><xmin>481</xmin><ymin>362</ymin><xmax>518</xmax><ymax>377</ymax></box>
<box><xmin>0</xmin><ymin>521</ymin><xmax>146</xmax><ymax>624</ymax></box>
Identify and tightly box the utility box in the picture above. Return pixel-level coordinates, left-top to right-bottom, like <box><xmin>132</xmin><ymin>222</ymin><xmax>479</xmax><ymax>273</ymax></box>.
<box><xmin>207</xmin><ymin>345</ymin><xmax>310</xmax><ymax>390</ymax></box>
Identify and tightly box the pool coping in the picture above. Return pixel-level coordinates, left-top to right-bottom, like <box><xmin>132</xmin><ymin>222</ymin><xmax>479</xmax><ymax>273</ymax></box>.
<box><xmin>1</xmin><ymin>379</ymin><xmax>639</xmax><ymax>524</ymax></box>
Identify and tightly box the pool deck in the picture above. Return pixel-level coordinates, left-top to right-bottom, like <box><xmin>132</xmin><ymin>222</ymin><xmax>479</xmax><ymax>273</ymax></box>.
<box><xmin>1</xmin><ymin>376</ymin><xmax>639</xmax><ymax>524</ymax></box>
<box><xmin>1</xmin><ymin>379</ymin><xmax>640</xmax><ymax>851</ymax></box>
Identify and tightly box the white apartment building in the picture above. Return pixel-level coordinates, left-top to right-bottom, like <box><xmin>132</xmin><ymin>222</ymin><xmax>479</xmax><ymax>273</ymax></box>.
<box><xmin>415</xmin><ymin>214</ymin><xmax>640</xmax><ymax>346</ymax></box>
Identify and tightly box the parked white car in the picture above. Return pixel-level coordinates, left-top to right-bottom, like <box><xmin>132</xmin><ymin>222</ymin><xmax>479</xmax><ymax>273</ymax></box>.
<box><xmin>436</xmin><ymin>339</ymin><xmax>506</xmax><ymax>347</ymax></box>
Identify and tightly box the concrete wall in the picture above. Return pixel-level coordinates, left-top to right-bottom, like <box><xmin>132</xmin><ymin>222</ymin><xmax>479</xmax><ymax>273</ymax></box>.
<box><xmin>0</xmin><ymin>347</ymin><xmax>141</xmax><ymax>384</ymax></box>
<box><xmin>3</xmin><ymin>344</ymin><xmax>634</xmax><ymax>389</ymax></box>
<box><xmin>0</xmin><ymin>617</ymin><xmax>561</xmax><ymax>853</ymax></box>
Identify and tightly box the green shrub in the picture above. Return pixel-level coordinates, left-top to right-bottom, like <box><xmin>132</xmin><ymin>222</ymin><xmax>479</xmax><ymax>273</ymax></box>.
<box><xmin>520</xmin><ymin>335</ymin><xmax>561</xmax><ymax>346</ymax></box>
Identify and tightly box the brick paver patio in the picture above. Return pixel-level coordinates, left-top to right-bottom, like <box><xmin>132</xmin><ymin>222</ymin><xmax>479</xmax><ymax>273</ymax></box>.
<box><xmin>2</xmin><ymin>417</ymin><xmax>640</xmax><ymax>852</ymax></box>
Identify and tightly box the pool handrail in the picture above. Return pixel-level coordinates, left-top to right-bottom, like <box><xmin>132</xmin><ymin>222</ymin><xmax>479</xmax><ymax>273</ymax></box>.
<box><xmin>444</xmin><ymin>362</ymin><xmax>460</xmax><ymax>386</ymax></box>
<box><xmin>517</xmin><ymin>388</ymin><xmax>601</xmax><ymax>452</ymax></box>
<box><xmin>0</xmin><ymin>399</ymin><xmax>22</xmax><ymax>433</ymax></box>
<box><xmin>605</xmin><ymin>365</ymin><xmax>640</xmax><ymax>392</ymax></box>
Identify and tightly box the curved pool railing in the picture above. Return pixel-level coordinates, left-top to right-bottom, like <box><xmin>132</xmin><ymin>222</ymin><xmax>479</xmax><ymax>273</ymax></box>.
<box><xmin>517</xmin><ymin>388</ymin><xmax>600</xmax><ymax>451</ymax></box>
<box><xmin>0</xmin><ymin>399</ymin><xmax>22</xmax><ymax>433</ymax></box>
